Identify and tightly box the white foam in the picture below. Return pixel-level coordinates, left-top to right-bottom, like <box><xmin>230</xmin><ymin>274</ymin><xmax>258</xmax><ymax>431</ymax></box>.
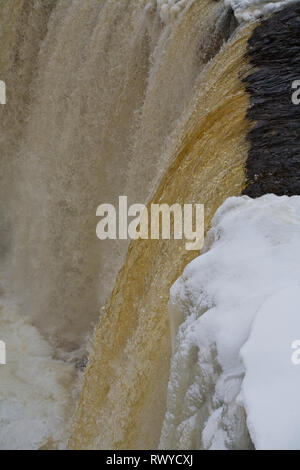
<box><xmin>145</xmin><ymin>0</ymin><xmax>194</xmax><ymax>23</ymax></box>
<box><xmin>0</xmin><ymin>300</ymin><xmax>76</xmax><ymax>449</ymax></box>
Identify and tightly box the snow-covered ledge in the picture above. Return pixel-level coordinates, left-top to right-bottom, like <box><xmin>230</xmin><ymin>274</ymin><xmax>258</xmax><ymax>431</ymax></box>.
<box><xmin>160</xmin><ymin>195</ymin><xmax>300</xmax><ymax>450</ymax></box>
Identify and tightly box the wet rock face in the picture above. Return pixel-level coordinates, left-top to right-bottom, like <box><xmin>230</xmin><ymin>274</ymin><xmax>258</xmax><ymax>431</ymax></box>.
<box><xmin>243</xmin><ymin>4</ymin><xmax>300</xmax><ymax>197</ymax></box>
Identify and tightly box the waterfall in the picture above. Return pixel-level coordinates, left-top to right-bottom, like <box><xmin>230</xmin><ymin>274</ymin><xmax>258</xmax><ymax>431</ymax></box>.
<box><xmin>0</xmin><ymin>0</ymin><xmax>299</xmax><ymax>450</ymax></box>
<box><xmin>69</xmin><ymin>10</ymin><xmax>253</xmax><ymax>450</ymax></box>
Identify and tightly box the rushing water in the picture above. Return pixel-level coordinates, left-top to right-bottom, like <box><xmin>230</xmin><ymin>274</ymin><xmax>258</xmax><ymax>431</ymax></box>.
<box><xmin>0</xmin><ymin>0</ymin><xmax>298</xmax><ymax>450</ymax></box>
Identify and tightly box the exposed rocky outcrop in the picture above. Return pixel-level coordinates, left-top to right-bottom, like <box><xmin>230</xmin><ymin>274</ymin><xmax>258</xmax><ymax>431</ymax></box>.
<box><xmin>243</xmin><ymin>4</ymin><xmax>300</xmax><ymax>197</ymax></box>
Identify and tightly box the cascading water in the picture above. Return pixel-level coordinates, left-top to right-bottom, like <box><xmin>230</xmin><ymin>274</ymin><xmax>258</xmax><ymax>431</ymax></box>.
<box><xmin>0</xmin><ymin>0</ymin><xmax>299</xmax><ymax>450</ymax></box>
<box><xmin>69</xmin><ymin>5</ymin><xmax>253</xmax><ymax>451</ymax></box>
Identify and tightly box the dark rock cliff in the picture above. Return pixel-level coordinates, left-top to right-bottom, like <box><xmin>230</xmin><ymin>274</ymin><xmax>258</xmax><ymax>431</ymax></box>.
<box><xmin>243</xmin><ymin>4</ymin><xmax>300</xmax><ymax>197</ymax></box>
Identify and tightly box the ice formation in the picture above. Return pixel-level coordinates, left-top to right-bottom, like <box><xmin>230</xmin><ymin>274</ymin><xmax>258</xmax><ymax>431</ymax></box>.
<box><xmin>147</xmin><ymin>0</ymin><xmax>300</xmax><ymax>23</ymax></box>
<box><xmin>160</xmin><ymin>195</ymin><xmax>300</xmax><ymax>450</ymax></box>
<box><xmin>226</xmin><ymin>0</ymin><xmax>300</xmax><ymax>22</ymax></box>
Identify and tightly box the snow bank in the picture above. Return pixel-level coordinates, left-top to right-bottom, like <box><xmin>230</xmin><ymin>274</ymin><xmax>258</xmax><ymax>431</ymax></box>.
<box><xmin>0</xmin><ymin>299</ymin><xmax>76</xmax><ymax>449</ymax></box>
<box><xmin>241</xmin><ymin>286</ymin><xmax>300</xmax><ymax>450</ymax></box>
<box><xmin>160</xmin><ymin>195</ymin><xmax>300</xmax><ymax>450</ymax></box>
<box><xmin>146</xmin><ymin>0</ymin><xmax>300</xmax><ymax>23</ymax></box>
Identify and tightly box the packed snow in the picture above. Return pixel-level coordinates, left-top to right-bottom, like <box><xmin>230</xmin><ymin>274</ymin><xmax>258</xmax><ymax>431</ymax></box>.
<box><xmin>146</xmin><ymin>0</ymin><xmax>300</xmax><ymax>23</ymax></box>
<box><xmin>241</xmin><ymin>286</ymin><xmax>300</xmax><ymax>450</ymax></box>
<box><xmin>160</xmin><ymin>195</ymin><xmax>300</xmax><ymax>450</ymax></box>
